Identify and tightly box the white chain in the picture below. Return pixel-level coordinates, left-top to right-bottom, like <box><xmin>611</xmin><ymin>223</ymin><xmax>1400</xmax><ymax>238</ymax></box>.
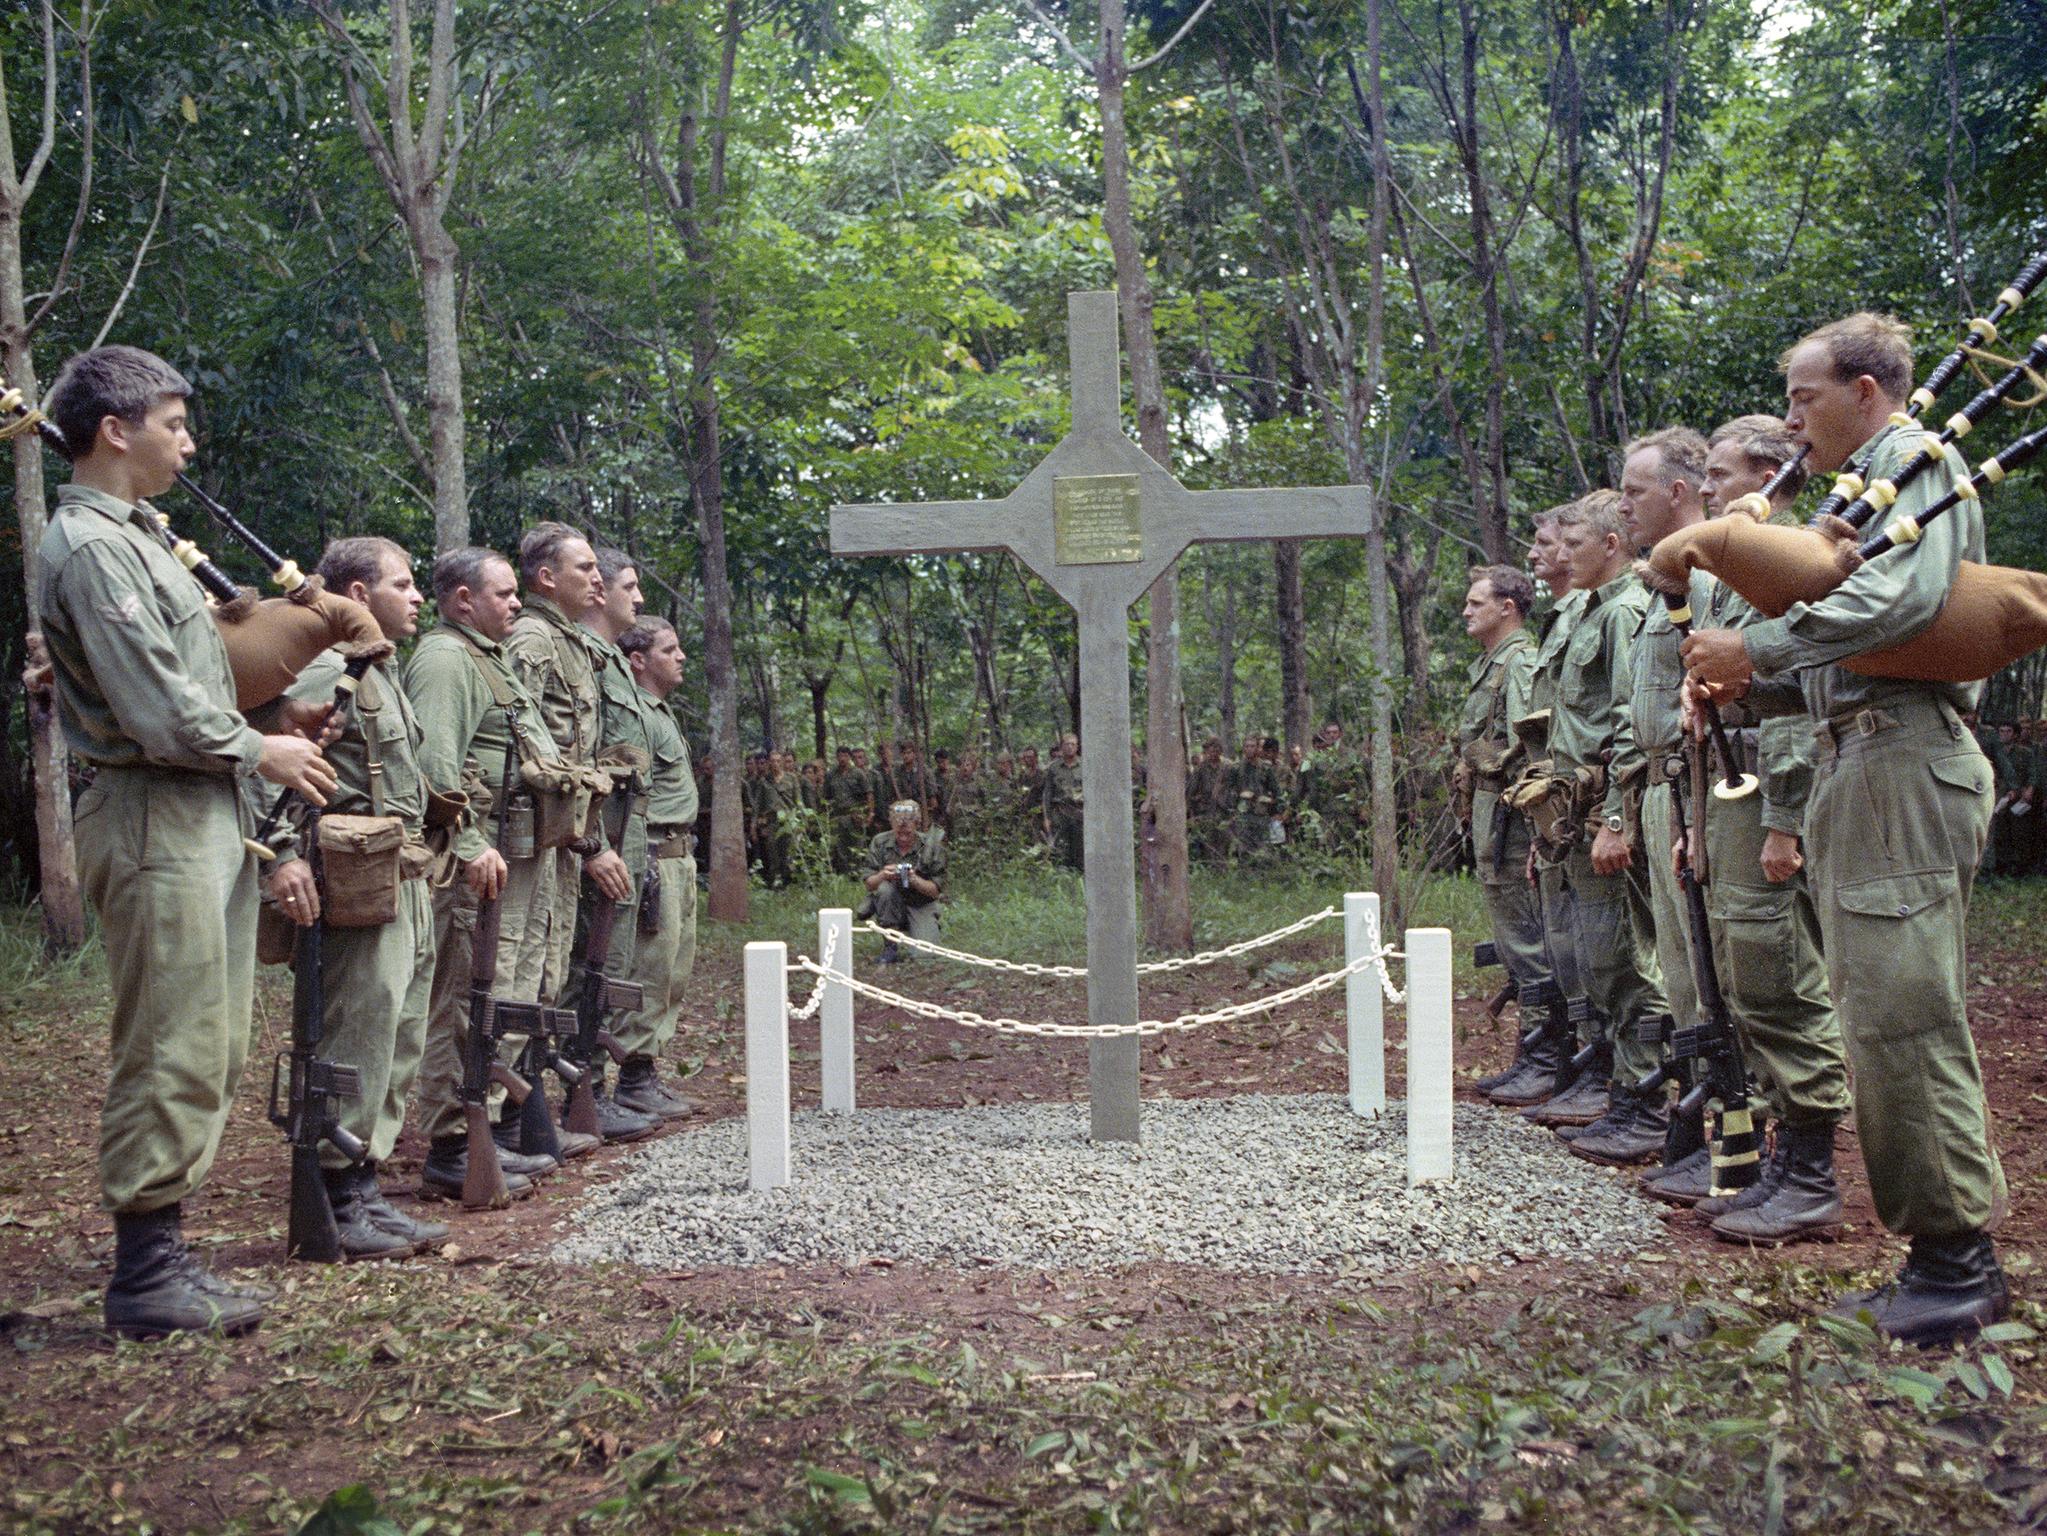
<box><xmin>852</xmin><ymin>904</ymin><xmax>1340</xmax><ymax>978</ymax></box>
<box><xmin>786</xmin><ymin>922</ymin><xmax>840</xmax><ymax>1021</ymax></box>
<box><xmin>788</xmin><ymin>930</ymin><xmax>1400</xmax><ymax>1039</ymax></box>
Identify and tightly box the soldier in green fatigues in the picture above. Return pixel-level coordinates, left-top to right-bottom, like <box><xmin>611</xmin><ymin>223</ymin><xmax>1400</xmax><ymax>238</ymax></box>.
<box><xmin>1600</xmin><ymin>427</ymin><xmax>1717</xmax><ymax>1173</ymax></box>
<box><xmin>861</xmin><ymin>800</ymin><xmax>949</xmax><ymax>959</ymax></box>
<box><xmin>1499</xmin><ymin>506</ymin><xmax>1600</xmax><ymax>1117</ymax></box>
<box><xmin>1663</xmin><ymin>416</ymin><xmax>1852</xmax><ymax>1234</ymax></box>
<box><xmin>406</xmin><ymin>548</ymin><xmax>584</xmax><ymax>1197</ymax></box>
<box><xmin>1044</xmin><ymin>732</ymin><xmax>1086</xmax><ymax>870</ymax></box>
<box><xmin>825</xmin><ymin>746</ymin><xmax>873</xmax><ymax>872</ymax></box>
<box><xmin>36</xmin><ymin>346</ymin><xmax>337</xmax><ymax>1337</ymax></box>
<box><xmin>1453</xmin><ymin>567</ymin><xmax>1549</xmax><ymax>1098</ymax></box>
<box><xmin>1187</xmin><ymin>737</ymin><xmax>1231</xmax><ymax>863</ymax></box>
<box><xmin>1225</xmin><ymin>733</ymin><xmax>1281</xmax><ymax>862</ymax></box>
<box><xmin>503</xmin><ymin>525</ymin><xmax>651</xmax><ymax>1143</ymax></box>
<box><xmin>615</xmin><ymin>612</ymin><xmax>701</xmax><ymax>1121</ymax></box>
<box><xmin>257</xmin><ymin>538</ymin><xmax>450</xmax><ymax>1259</ymax></box>
<box><xmin>1548</xmin><ymin>492</ymin><xmax>1669</xmax><ymax>1156</ymax></box>
<box><xmin>583</xmin><ymin>550</ymin><xmax>673</xmax><ymax>1127</ymax></box>
<box><xmin>1686</xmin><ymin>311</ymin><xmax>2006</xmax><ymax>1344</ymax></box>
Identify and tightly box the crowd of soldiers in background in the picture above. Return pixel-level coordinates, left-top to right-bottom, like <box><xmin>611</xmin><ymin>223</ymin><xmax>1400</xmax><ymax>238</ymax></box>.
<box><xmin>723</xmin><ymin>722</ymin><xmax>1395</xmax><ymax>886</ymax></box>
<box><xmin>1974</xmin><ymin>715</ymin><xmax>2047</xmax><ymax>878</ymax></box>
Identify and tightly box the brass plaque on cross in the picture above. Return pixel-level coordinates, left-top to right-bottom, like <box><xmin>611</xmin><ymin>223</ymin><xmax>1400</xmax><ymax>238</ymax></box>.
<box><xmin>1054</xmin><ymin>474</ymin><xmax>1142</xmax><ymax>565</ymax></box>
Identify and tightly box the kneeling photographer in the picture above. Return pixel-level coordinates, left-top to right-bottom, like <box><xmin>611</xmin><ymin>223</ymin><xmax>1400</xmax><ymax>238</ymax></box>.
<box><xmin>857</xmin><ymin>800</ymin><xmax>947</xmax><ymax>962</ymax></box>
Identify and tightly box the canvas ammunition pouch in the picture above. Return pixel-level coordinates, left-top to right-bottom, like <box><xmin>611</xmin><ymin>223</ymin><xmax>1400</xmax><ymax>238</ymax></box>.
<box><xmin>519</xmin><ymin>757</ymin><xmax>610</xmax><ymax>850</ymax></box>
<box><xmin>1503</xmin><ymin>759</ymin><xmax>1606</xmax><ymax>854</ymax></box>
<box><xmin>317</xmin><ymin>814</ymin><xmax>413</xmax><ymax>926</ymax></box>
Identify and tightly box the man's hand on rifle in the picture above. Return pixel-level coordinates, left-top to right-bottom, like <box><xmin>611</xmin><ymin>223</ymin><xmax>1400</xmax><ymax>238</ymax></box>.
<box><xmin>269</xmin><ymin>859</ymin><xmax>321</xmax><ymax>926</ymax></box>
<box><xmin>465</xmin><ymin>846</ymin><xmax>508</xmax><ymax>901</ymax></box>
<box><xmin>259</xmin><ymin>735</ymin><xmax>337</xmax><ymax>805</ymax></box>
<box><xmin>1760</xmin><ymin>828</ymin><xmax>1804</xmax><ymax>884</ymax></box>
<box><xmin>584</xmin><ymin>846</ymin><xmax>632</xmax><ymax>902</ymax></box>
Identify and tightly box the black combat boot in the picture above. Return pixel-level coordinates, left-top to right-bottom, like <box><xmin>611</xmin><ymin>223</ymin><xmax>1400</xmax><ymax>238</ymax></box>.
<box><xmin>421</xmin><ymin>1136</ymin><xmax>537</xmax><ymax>1200</ymax></box>
<box><xmin>1695</xmin><ymin>1124</ymin><xmax>1784</xmax><ymax>1220</ymax></box>
<box><xmin>1711</xmin><ymin>1123</ymin><xmax>1844</xmax><ymax>1245</ymax></box>
<box><xmin>615</xmin><ymin>1054</ymin><xmax>697</xmax><ymax>1120</ymax></box>
<box><xmin>1639</xmin><ymin>1144</ymin><xmax>1713</xmax><ymax>1206</ymax></box>
<box><xmin>1474</xmin><ymin>987</ymin><xmax>1539</xmax><ymax>1093</ymax></box>
<box><xmin>1486</xmin><ymin>1018</ymin><xmax>1563</xmax><ymax>1107</ymax></box>
<box><xmin>583</xmin><ymin>1065</ymin><xmax>661</xmax><ymax>1143</ymax></box>
<box><xmin>351</xmin><ymin>1164</ymin><xmax>450</xmax><ymax>1250</ymax></box>
<box><xmin>492</xmin><ymin>1110</ymin><xmax>599</xmax><ymax>1163</ymax></box>
<box><xmin>1567</xmin><ymin>1085</ymin><xmax>1671</xmax><ymax>1167</ymax></box>
<box><xmin>322</xmin><ymin>1168</ymin><xmax>417</xmax><ymax>1261</ymax></box>
<box><xmin>104</xmin><ymin>1206</ymin><xmax>265</xmax><ymax>1340</ymax></box>
<box><xmin>1831</xmin><ymin>1233</ymin><xmax>2010</xmax><ymax>1347</ymax></box>
<box><xmin>1526</xmin><ymin>1045</ymin><xmax>1610</xmax><ymax>1129</ymax></box>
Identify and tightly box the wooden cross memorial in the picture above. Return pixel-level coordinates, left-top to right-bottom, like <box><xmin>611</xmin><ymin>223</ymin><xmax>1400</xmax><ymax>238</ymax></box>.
<box><xmin>831</xmin><ymin>291</ymin><xmax>1373</xmax><ymax>1142</ymax></box>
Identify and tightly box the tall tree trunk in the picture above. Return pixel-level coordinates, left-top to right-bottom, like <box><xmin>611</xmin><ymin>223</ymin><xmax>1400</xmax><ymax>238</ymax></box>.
<box><xmin>1364</xmin><ymin>0</ymin><xmax>1399</xmax><ymax>915</ymax></box>
<box><xmin>1094</xmin><ymin>0</ymin><xmax>1191</xmax><ymax>952</ymax></box>
<box><xmin>642</xmin><ymin>0</ymin><xmax>747</xmax><ymax>920</ymax></box>
<box><xmin>1</xmin><ymin>6</ymin><xmax>87</xmax><ymax>953</ymax></box>
<box><xmin>416</xmin><ymin>217</ymin><xmax>468</xmax><ymax>551</ymax></box>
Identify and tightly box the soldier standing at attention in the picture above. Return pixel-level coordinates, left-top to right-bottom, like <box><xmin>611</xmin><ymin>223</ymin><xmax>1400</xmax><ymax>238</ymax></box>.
<box><xmin>1187</xmin><ymin>736</ymin><xmax>1230</xmax><ymax>863</ymax></box>
<box><xmin>1664</xmin><ymin>414</ymin><xmax>1851</xmax><ymax>1235</ymax></box>
<box><xmin>1547</xmin><ymin>493</ymin><xmax>1669</xmax><ymax>1162</ymax></box>
<box><xmin>503</xmin><ymin>525</ymin><xmax>631</xmax><ymax>1011</ymax></box>
<box><xmin>617</xmin><ymin>616</ymin><xmax>701</xmax><ymax>1119</ymax></box>
<box><xmin>1494</xmin><ymin>506</ymin><xmax>1591</xmax><ymax>1113</ymax></box>
<box><xmin>1044</xmin><ymin>731</ymin><xmax>1086</xmax><ymax>870</ymax></box>
<box><xmin>1685</xmin><ymin>312</ymin><xmax>2006</xmax><ymax>1343</ymax></box>
<box><xmin>1013</xmin><ymin>745</ymin><xmax>1047</xmax><ymax>844</ymax></box>
<box><xmin>405</xmin><ymin>549</ymin><xmax>580</xmax><ymax>1197</ymax></box>
<box><xmin>825</xmin><ymin>746</ymin><xmax>872</xmax><ymax>872</ymax></box>
<box><xmin>1226</xmin><ymin>732</ymin><xmax>1280</xmax><ymax>861</ymax></box>
<box><xmin>260</xmin><ymin>537</ymin><xmax>449</xmax><ymax>1258</ymax></box>
<box><xmin>1452</xmin><ymin>566</ymin><xmax>1547</xmax><ymax>1092</ymax></box>
<box><xmin>37</xmin><ymin>346</ymin><xmax>335</xmax><ymax>1337</ymax></box>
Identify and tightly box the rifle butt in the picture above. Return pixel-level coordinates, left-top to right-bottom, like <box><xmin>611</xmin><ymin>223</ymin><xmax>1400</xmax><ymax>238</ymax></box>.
<box><xmin>286</xmin><ymin>1146</ymin><xmax>343</xmax><ymax>1264</ymax></box>
<box><xmin>563</xmin><ymin>1080</ymin><xmax>602</xmax><ymax>1139</ymax></box>
<box><xmin>1663</xmin><ymin>1097</ymin><xmax>1708</xmax><ymax>1169</ymax></box>
<box><xmin>512</xmin><ymin>1066</ymin><xmax>567</xmax><ymax>1163</ymax></box>
<box><xmin>461</xmin><ymin>1104</ymin><xmax>513</xmax><ymax>1210</ymax></box>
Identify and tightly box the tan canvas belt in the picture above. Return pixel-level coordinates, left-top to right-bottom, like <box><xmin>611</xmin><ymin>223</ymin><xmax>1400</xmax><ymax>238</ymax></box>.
<box><xmin>653</xmin><ymin>830</ymin><xmax>696</xmax><ymax>860</ymax></box>
<box><xmin>1645</xmin><ymin>751</ymin><xmax>1689</xmax><ymax>787</ymax></box>
<box><xmin>1813</xmin><ymin>699</ymin><xmax>1963</xmax><ymax>760</ymax></box>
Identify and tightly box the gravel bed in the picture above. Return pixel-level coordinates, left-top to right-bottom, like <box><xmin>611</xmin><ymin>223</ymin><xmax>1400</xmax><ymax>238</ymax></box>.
<box><xmin>554</xmin><ymin>1093</ymin><xmax>1663</xmax><ymax>1276</ymax></box>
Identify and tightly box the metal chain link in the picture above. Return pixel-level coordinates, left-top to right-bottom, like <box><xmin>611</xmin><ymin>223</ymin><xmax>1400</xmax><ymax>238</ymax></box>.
<box><xmin>788</xmin><ymin>919</ymin><xmax>1402</xmax><ymax>1038</ymax></box>
<box><xmin>852</xmin><ymin>904</ymin><xmax>1340</xmax><ymax>978</ymax></box>
<box><xmin>786</xmin><ymin>922</ymin><xmax>840</xmax><ymax>1021</ymax></box>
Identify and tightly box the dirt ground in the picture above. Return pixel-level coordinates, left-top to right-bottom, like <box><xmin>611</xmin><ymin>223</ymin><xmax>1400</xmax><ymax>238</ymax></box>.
<box><xmin>2</xmin><ymin>905</ymin><xmax>2044</xmax><ymax>1533</ymax></box>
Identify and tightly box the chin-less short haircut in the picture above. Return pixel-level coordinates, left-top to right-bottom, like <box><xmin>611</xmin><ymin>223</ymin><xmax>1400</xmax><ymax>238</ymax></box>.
<box><xmin>1555</xmin><ymin>488</ymin><xmax>1627</xmax><ymax>543</ymax></box>
<box><xmin>317</xmin><ymin>536</ymin><xmax>410</xmax><ymax>596</ymax></box>
<box><xmin>432</xmin><ymin>547</ymin><xmax>512</xmax><ymax>607</ymax></box>
<box><xmin>1470</xmin><ymin>563</ymin><xmax>1536</xmax><ymax>617</ymax></box>
<box><xmin>619</xmin><ymin>615</ymin><xmax>677</xmax><ymax>658</ymax></box>
<box><xmin>1622</xmin><ymin>425</ymin><xmax>1708</xmax><ymax>486</ymax></box>
<box><xmin>43</xmin><ymin>345</ymin><xmax>192</xmax><ymax>460</ymax></box>
<box><xmin>1531</xmin><ymin>499</ymin><xmax>1579</xmax><ymax>530</ymax></box>
<box><xmin>1781</xmin><ymin>311</ymin><xmax>1914</xmax><ymax>401</ymax></box>
<box><xmin>518</xmin><ymin>520</ymin><xmax>585</xmax><ymax>585</ymax></box>
<box><xmin>1710</xmin><ymin>414</ymin><xmax>1811</xmax><ymax>499</ymax></box>
<box><xmin>595</xmin><ymin>545</ymin><xmax>636</xmax><ymax>587</ymax></box>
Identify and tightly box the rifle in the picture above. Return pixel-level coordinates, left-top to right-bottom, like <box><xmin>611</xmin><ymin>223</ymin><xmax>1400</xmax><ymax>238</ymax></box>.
<box><xmin>559</xmin><ymin>765</ymin><xmax>645</xmax><ymax>1139</ymax></box>
<box><xmin>267</xmin><ymin>809</ymin><xmax>367</xmax><ymax>1262</ymax></box>
<box><xmin>1470</xmin><ymin>941</ymin><xmax>1514</xmax><ymax>1021</ymax></box>
<box><xmin>1634</xmin><ymin>770</ymin><xmax>1762</xmax><ymax>1199</ymax></box>
<box><xmin>463</xmin><ymin>706</ymin><xmax>582</xmax><ymax>1202</ymax></box>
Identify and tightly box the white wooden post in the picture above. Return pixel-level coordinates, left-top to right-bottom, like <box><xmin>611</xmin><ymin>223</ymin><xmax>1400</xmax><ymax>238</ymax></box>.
<box><xmin>1345</xmin><ymin>892</ymin><xmax>1385</xmax><ymax>1117</ymax></box>
<box><xmin>745</xmin><ymin>941</ymin><xmax>791</xmax><ymax>1190</ymax></box>
<box><xmin>819</xmin><ymin>907</ymin><xmax>855</xmax><ymax>1113</ymax></box>
<box><xmin>1405</xmin><ymin>927</ymin><xmax>1454</xmax><ymax>1186</ymax></box>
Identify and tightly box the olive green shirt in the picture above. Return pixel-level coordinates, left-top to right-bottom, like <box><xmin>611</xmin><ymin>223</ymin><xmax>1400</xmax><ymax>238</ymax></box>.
<box><xmin>1710</xmin><ymin>571</ymin><xmax>1817</xmax><ymax>838</ymax></box>
<box><xmin>825</xmin><ymin>764</ymin><xmax>872</xmax><ymax>820</ymax></box>
<box><xmin>272</xmin><ymin>651</ymin><xmax>428</xmax><ymax>828</ymax></box>
<box><xmin>1460</xmin><ymin>630</ymin><xmax>1535</xmax><ymax>765</ymax></box>
<box><xmin>1621</xmin><ymin>570</ymin><xmax>1712</xmax><ymax>760</ymax></box>
<box><xmin>1741</xmin><ymin>422</ymin><xmax>1985</xmax><ymax>719</ymax></box>
<box><xmin>504</xmin><ymin>595</ymin><xmax>600</xmax><ymax>765</ymax></box>
<box><xmin>1045</xmin><ymin>758</ymin><xmax>1085</xmax><ymax>814</ymax></box>
<box><xmin>1547</xmin><ymin>567</ymin><xmax>1651</xmax><ymax>822</ymax></box>
<box><xmin>643</xmin><ymin>696</ymin><xmax>699</xmax><ymax>835</ymax></box>
<box><xmin>36</xmin><ymin>484</ymin><xmax>264</xmax><ymax>777</ymax></box>
<box><xmin>587</xmin><ymin>631</ymin><xmax>655</xmax><ymax>875</ymax></box>
<box><xmin>403</xmin><ymin>621</ymin><xmax>548</xmax><ymax>863</ymax></box>
<box><xmin>864</xmin><ymin>827</ymin><xmax>948</xmax><ymax>893</ymax></box>
<box><xmin>1519</xmin><ymin>589</ymin><xmax>1589</xmax><ymax>735</ymax></box>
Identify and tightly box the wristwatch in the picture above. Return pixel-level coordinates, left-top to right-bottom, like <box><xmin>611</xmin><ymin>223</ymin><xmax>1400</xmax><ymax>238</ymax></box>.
<box><xmin>1603</xmin><ymin>814</ymin><xmax>1625</xmax><ymax>835</ymax></box>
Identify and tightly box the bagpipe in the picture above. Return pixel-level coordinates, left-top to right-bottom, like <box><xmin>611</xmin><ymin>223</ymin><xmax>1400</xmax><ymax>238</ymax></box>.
<box><xmin>1644</xmin><ymin>252</ymin><xmax>2047</xmax><ymax>684</ymax></box>
<box><xmin>2</xmin><ymin>387</ymin><xmax>384</xmax><ymax>709</ymax></box>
